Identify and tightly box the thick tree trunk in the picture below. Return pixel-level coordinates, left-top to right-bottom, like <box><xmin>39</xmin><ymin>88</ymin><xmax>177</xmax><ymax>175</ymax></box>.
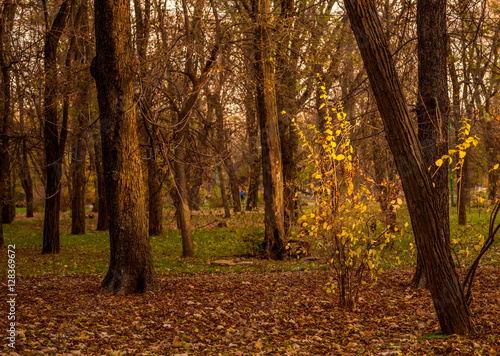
<box><xmin>253</xmin><ymin>0</ymin><xmax>286</xmax><ymax>259</ymax></box>
<box><xmin>344</xmin><ymin>0</ymin><xmax>473</xmax><ymax>334</ymax></box>
<box><xmin>42</xmin><ymin>0</ymin><xmax>71</xmax><ymax>254</ymax></box>
<box><xmin>94</xmin><ymin>136</ymin><xmax>108</xmax><ymax>230</ymax></box>
<box><xmin>0</xmin><ymin>2</ymin><xmax>16</xmax><ymax>234</ymax></box>
<box><xmin>412</xmin><ymin>0</ymin><xmax>451</xmax><ymax>288</ymax></box>
<box><xmin>92</xmin><ymin>0</ymin><xmax>157</xmax><ymax>294</ymax></box>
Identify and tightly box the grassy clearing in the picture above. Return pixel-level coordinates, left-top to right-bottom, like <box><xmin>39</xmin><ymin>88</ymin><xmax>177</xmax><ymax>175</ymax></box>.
<box><xmin>2</xmin><ymin>201</ymin><xmax>499</xmax><ymax>278</ymax></box>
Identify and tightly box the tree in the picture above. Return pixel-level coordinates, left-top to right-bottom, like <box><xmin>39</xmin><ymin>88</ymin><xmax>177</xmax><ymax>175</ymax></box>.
<box><xmin>0</xmin><ymin>0</ymin><xmax>16</xmax><ymax>246</ymax></box>
<box><xmin>343</xmin><ymin>0</ymin><xmax>473</xmax><ymax>334</ymax></box>
<box><xmin>411</xmin><ymin>0</ymin><xmax>451</xmax><ymax>288</ymax></box>
<box><xmin>252</xmin><ymin>0</ymin><xmax>286</xmax><ymax>259</ymax></box>
<box><xmin>92</xmin><ymin>0</ymin><xmax>157</xmax><ymax>294</ymax></box>
<box><xmin>42</xmin><ymin>0</ymin><xmax>72</xmax><ymax>254</ymax></box>
<box><xmin>70</xmin><ymin>0</ymin><xmax>92</xmax><ymax>236</ymax></box>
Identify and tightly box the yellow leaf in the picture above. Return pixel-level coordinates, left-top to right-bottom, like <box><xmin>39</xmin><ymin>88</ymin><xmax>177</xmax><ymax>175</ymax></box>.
<box><xmin>494</xmin><ymin>164</ymin><xmax>499</xmax><ymax>170</ymax></box>
<box><xmin>336</xmin><ymin>154</ymin><xmax>345</xmax><ymax>161</ymax></box>
<box><xmin>397</xmin><ymin>198</ymin><xmax>402</xmax><ymax>205</ymax></box>
<box><xmin>254</xmin><ymin>339</ymin><xmax>264</xmax><ymax>349</ymax></box>
<box><xmin>459</xmin><ymin>151</ymin><xmax>466</xmax><ymax>159</ymax></box>
<box><xmin>435</xmin><ymin>159</ymin><xmax>444</xmax><ymax>167</ymax></box>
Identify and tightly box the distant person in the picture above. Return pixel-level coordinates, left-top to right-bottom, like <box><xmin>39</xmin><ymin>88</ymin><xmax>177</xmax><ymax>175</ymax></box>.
<box><xmin>240</xmin><ymin>190</ymin><xmax>245</xmax><ymax>202</ymax></box>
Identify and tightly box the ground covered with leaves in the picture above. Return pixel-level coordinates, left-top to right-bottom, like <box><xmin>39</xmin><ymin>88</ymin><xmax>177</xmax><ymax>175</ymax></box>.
<box><xmin>3</xmin><ymin>267</ymin><xmax>499</xmax><ymax>355</ymax></box>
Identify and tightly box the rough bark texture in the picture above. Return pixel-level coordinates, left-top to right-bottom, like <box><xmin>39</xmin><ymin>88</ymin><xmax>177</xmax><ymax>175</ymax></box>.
<box><xmin>94</xmin><ymin>135</ymin><xmax>108</xmax><ymax>230</ymax></box>
<box><xmin>92</xmin><ymin>0</ymin><xmax>157</xmax><ymax>294</ymax></box>
<box><xmin>344</xmin><ymin>0</ymin><xmax>473</xmax><ymax>334</ymax></box>
<box><xmin>412</xmin><ymin>0</ymin><xmax>451</xmax><ymax>288</ymax></box>
<box><xmin>276</xmin><ymin>0</ymin><xmax>298</xmax><ymax>237</ymax></box>
<box><xmin>0</xmin><ymin>2</ymin><xmax>16</xmax><ymax>238</ymax></box>
<box><xmin>253</xmin><ymin>0</ymin><xmax>286</xmax><ymax>259</ymax></box>
<box><xmin>42</xmin><ymin>0</ymin><xmax>71</xmax><ymax>254</ymax></box>
<box><xmin>70</xmin><ymin>0</ymin><xmax>91</xmax><ymax>235</ymax></box>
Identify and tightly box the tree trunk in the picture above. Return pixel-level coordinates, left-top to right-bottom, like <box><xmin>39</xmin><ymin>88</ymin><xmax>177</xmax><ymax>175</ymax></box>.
<box><xmin>485</xmin><ymin>119</ymin><xmax>499</xmax><ymax>202</ymax></box>
<box><xmin>0</xmin><ymin>2</ymin><xmax>16</xmax><ymax>235</ymax></box>
<box><xmin>276</xmin><ymin>0</ymin><xmax>298</xmax><ymax>237</ymax></box>
<box><xmin>344</xmin><ymin>0</ymin><xmax>473</xmax><ymax>334</ymax></box>
<box><xmin>245</xmin><ymin>88</ymin><xmax>260</xmax><ymax>211</ymax></box>
<box><xmin>92</xmin><ymin>0</ymin><xmax>157</xmax><ymax>294</ymax></box>
<box><xmin>147</xmin><ymin>151</ymin><xmax>163</xmax><ymax>236</ymax></box>
<box><xmin>225</xmin><ymin>158</ymin><xmax>241</xmax><ymax>213</ymax></box>
<box><xmin>217</xmin><ymin>166</ymin><xmax>230</xmax><ymax>218</ymax></box>
<box><xmin>253</xmin><ymin>0</ymin><xmax>286</xmax><ymax>259</ymax></box>
<box><xmin>412</xmin><ymin>0</ymin><xmax>451</xmax><ymax>288</ymax></box>
<box><xmin>458</xmin><ymin>150</ymin><xmax>470</xmax><ymax>225</ymax></box>
<box><xmin>94</xmin><ymin>135</ymin><xmax>108</xmax><ymax>230</ymax></box>
<box><xmin>2</xmin><ymin>171</ymin><xmax>15</xmax><ymax>224</ymax></box>
<box><xmin>70</xmin><ymin>0</ymin><xmax>91</xmax><ymax>235</ymax></box>
<box><xmin>70</xmin><ymin>138</ymin><xmax>86</xmax><ymax>235</ymax></box>
<box><xmin>187</xmin><ymin>167</ymin><xmax>202</xmax><ymax>212</ymax></box>
<box><xmin>42</xmin><ymin>0</ymin><xmax>71</xmax><ymax>254</ymax></box>
<box><xmin>173</xmin><ymin>152</ymin><xmax>194</xmax><ymax>257</ymax></box>
<box><xmin>19</xmin><ymin>141</ymin><xmax>34</xmax><ymax>218</ymax></box>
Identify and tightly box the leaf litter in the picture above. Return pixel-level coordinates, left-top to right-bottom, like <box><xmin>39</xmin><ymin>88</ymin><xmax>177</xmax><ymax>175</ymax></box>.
<box><xmin>2</xmin><ymin>267</ymin><xmax>499</xmax><ymax>355</ymax></box>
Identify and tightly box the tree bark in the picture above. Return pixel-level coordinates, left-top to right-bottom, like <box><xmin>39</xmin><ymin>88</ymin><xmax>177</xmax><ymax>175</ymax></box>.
<box><xmin>225</xmin><ymin>158</ymin><xmax>241</xmax><ymax>213</ymax></box>
<box><xmin>217</xmin><ymin>166</ymin><xmax>231</xmax><ymax>217</ymax></box>
<box><xmin>19</xmin><ymin>140</ymin><xmax>34</xmax><ymax>218</ymax></box>
<box><xmin>92</xmin><ymin>0</ymin><xmax>157</xmax><ymax>294</ymax></box>
<box><xmin>245</xmin><ymin>89</ymin><xmax>260</xmax><ymax>212</ymax></box>
<box><xmin>253</xmin><ymin>0</ymin><xmax>286</xmax><ymax>259</ymax></box>
<box><xmin>70</xmin><ymin>0</ymin><xmax>91</xmax><ymax>235</ymax></box>
<box><xmin>412</xmin><ymin>0</ymin><xmax>451</xmax><ymax>288</ymax></box>
<box><xmin>42</xmin><ymin>0</ymin><xmax>72</xmax><ymax>254</ymax></box>
<box><xmin>276</xmin><ymin>0</ymin><xmax>298</xmax><ymax>237</ymax></box>
<box><xmin>0</xmin><ymin>2</ymin><xmax>17</xmax><ymax>235</ymax></box>
<box><xmin>147</xmin><ymin>153</ymin><xmax>163</xmax><ymax>236</ymax></box>
<box><xmin>1</xmin><ymin>171</ymin><xmax>15</xmax><ymax>224</ymax></box>
<box><xmin>344</xmin><ymin>0</ymin><xmax>473</xmax><ymax>334</ymax></box>
<box><xmin>94</xmin><ymin>134</ymin><xmax>108</xmax><ymax>230</ymax></box>
<box><xmin>485</xmin><ymin>119</ymin><xmax>499</xmax><ymax>202</ymax></box>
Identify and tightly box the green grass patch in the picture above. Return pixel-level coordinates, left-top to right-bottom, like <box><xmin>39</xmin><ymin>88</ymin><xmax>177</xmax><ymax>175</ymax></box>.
<box><xmin>2</xmin><ymin>201</ymin><xmax>499</xmax><ymax>278</ymax></box>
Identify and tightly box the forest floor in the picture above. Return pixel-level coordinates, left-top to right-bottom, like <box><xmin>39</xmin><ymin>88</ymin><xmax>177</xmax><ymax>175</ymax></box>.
<box><xmin>2</xmin><ymin>266</ymin><xmax>499</xmax><ymax>355</ymax></box>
